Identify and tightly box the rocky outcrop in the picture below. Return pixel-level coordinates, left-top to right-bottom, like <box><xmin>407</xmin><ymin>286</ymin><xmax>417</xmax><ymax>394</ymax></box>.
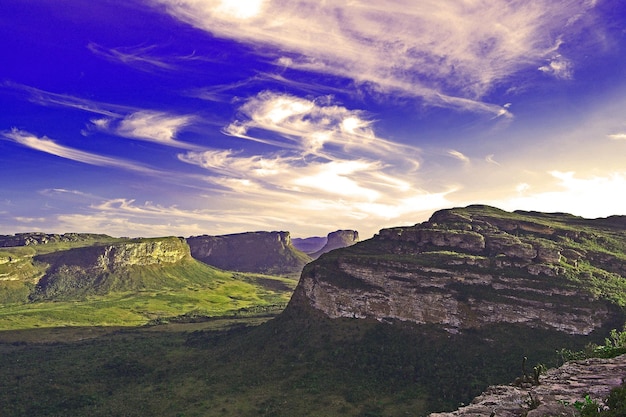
<box><xmin>289</xmin><ymin>205</ymin><xmax>626</xmax><ymax>335</ymax></box>
<box><xmin>0</xmin><ymin>232</ymin><xmax>114</xmax><ymax>247</ymax></box>
<box><xmin>429</xmin><ymin>354</ymin><xmax>626</xmax><ymax>417</ymax></box>
<box><xmin>309</xmin><ymin>230</ymin><xmax>359</xmax><ymax>259</ymax></box>
<box><xmin>292</xmin><ymin>236</ymin><xmax>327</xmax><ymax>254</ymax></box>
<box><xmin>31</xmin><ymin>237</ymin><xmax>191</xmax><ymax>300</ymax></box>
<box><xmin>187</xmin><ymin>231</ymin><xmax>311</xmax><ymax>276</ymax></box>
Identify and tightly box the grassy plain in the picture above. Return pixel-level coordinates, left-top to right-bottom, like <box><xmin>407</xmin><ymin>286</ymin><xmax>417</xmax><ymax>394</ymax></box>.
<box><xmin>0</xmin><ymin>271</ymin><xmax>294</xmax><ymax>330</ymax></box>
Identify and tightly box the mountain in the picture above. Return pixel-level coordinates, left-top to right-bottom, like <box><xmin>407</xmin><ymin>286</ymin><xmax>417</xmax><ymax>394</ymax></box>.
<box><xmin>30</xmin><ymin>236</ymin><xmax>194</xmax><ymax>300</ymax></box>
<box><xmin>289</xmin><ymin>205</ymin><xmax>626</xmax><ymax>335</ymax></box>
<box><xmin>186</xmin><ymin>231</ymin><xmax>312</xmax><ymax>277</ymax></box>
<box><xmin>292</xmin><ymin>230</ymin><xmax>359</xmax><ymax>257</ymax></box>
<box><xmin>268</xmin><ymin>205</ymin><xmax>626</xmax><ymax>413</ymax></box>
<box><xmin>291</xmin><ymin>236</ymin><xmax>327</xmax><ymax>253</ymax></box>
<box><xmin>308</xmin><ymin>229</ymin><xmax>359</xmax><ymax>259</ymax></box>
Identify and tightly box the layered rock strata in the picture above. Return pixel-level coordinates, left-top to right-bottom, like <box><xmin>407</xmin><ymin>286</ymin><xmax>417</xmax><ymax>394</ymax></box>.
<box><xmin>309</xmin><ymin>230</ymin><xmax>359</xmax><ymax>259</ymax></box>
<box><xmin>187</xmin><ymin>231</ymin><xmax>311</xmax><ymax>276</ymax></box>
<box><xmin>290</xmin><ymin>205</ymin><xmax>626</xmax><ymax>335</ymax></box>
<box><xmin>429</xmin><ymin>354</ymin><xmax>626</xmax><ymax>417</ymax></box>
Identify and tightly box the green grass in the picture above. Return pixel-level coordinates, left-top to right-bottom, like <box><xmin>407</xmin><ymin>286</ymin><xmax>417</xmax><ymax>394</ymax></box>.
<box><xmin>0</xmin><ymin>267</ymin><xmax>296</xmax><ymax>330</ymax></box>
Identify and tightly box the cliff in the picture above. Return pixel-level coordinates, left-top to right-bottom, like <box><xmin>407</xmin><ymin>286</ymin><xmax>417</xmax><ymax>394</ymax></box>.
<box><xmin>292</xmin><ymin>236</ymin><xmax>327</xmax><ymax>254</ymax></box>
<box><xmin>0</xmin><ymin>232</ymin><xmax>116</xmax><ymax>247</ymax></box>
<box><xmin>309</xmin><ymin>230</ymin><xmax>359</xmax><ymax>259</ymax></box>
<box><xmin>187</xmin><ymin>231</ymin><xmax>311</xmax><ymax>276</ymax></box>
<box><xmin>30</xmin><ymin>237</ymin><xmax>193</xmax><ymax>300</ymax></box>
<box><xmin>289</xmin><ymin>205</ymin><xmax>626</xmax><ymax>335</ymax></box>
<box><xmin>429</xmin><ymin>354</ymin><xmax>626</xmax><ymax>417</ymax></box>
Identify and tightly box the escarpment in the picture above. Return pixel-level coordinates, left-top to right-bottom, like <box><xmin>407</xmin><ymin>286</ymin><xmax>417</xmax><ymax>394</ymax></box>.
<box><xmin>31</xmin><ymin>237</ymin><xmax>191</xmax><ymax>300</ymax></box>
<box><xmin>289</xmin><ymin>205</ymin><xmax>626</xmax><ymax>335</ymax></box>
<box><xmin>309</xmin><ymin>230</ymin><xmax>359</xmax><ymax>259</ymax></box>
<box><xmin>187</xmin><ymin>231</ymin><xmax>311</xmax><ymax>276</ymax></box>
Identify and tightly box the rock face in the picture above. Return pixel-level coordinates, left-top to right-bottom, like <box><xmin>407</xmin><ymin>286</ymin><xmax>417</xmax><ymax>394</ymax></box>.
<box><xmin>32</xmin><ymin>237</ymin><xmax>191</xmax><ymax>300</ymax></box>
<box><xmin>429</xmin><ymin>354</ymin><xmax>626</xmax><ymax>417</ymax></box>
<box><xmin>292</xmin><ymin>236</ymin><xmax>327</xmax><ymax>254</ymax></box>
<box><xmin>309</xmin><ymin>230</ymin><xmax>359</xmax><ymax>259</ymax></box>
<box><xmin>289</xmin><ymin>205</ymin><xmax>626</xmax><ymax>335</ymax></box>
<box><xmin>0</xmin><ymin>232</ymin><xmax>114</xmax><ymax>247</ymax></box>
<box><xmin>187</xmin><ymin>231</ymin><xmax>311</xmax><ymax>276</ymax></box>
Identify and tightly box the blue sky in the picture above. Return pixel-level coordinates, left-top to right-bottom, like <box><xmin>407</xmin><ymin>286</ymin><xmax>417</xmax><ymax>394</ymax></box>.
<box><xmin>2</xmin><ymin>0</ymin><xmax>626</xmax><ymax>239</ymax></box>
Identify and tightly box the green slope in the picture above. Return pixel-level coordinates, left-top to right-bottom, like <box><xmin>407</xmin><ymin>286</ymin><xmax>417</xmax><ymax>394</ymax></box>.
<box><xmin>0</xmin><ymin>235</ymin><xmax>297</xmax><ymax>330</ymax></box>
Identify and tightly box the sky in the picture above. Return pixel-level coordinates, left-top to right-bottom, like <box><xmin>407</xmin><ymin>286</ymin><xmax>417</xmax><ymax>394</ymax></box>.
<box><xmin>1</xmin><ymin>0</ymin><xmax>626</xmax><ymax>239</ymax></box>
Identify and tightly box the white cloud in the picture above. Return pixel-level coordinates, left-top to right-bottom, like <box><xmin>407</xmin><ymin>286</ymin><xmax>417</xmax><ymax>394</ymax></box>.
<box><xmin>87</xmin><ymin>43</ymin><xmax>177</xmax><ymax>71</ymax></box>
<box><xmin>87</xmin><ymin>42</ymin><xmax>209</xmax><ymax>72</ymax></box>
<box><xmin>608</xmin><ymin>133</ymin><xmax>626</xmax><ymax>141</ymax></box>
<box><xmin>538</xmin><ymin>54</ymin><xmax>574</xmax><ymax>79</ymax></box>
<box><xmin>485</xmin><ymin>154</ymin><xmax>501</xmax><ymax>165</ymax></box>
<box><xmin>94</xmin><ymin>111</ymin><xmax>200</xmax><ymax>149</ymax></box>
<box><xmin>173</xmin><ymin>92</ymin><xmax>460</xmax><ymax>237</ymax></box>
<box><xmin>1</xmin><ymin>129</ymin><xmax>160</xmax><ymax>175</ymax></box>
<box><xmin>496</xmin><ymin>171</ymin><xmax>626</xmax><ymax>219</ymax></box>
<box><xmin>448</xmin><ymin>150</ymin><xmax>470</xmax><ymax>164</ymax></box>
<box><xmin>224</xmin><ymin>91</ymin><xmax>420</xmax><ymax>161</ymax></box>
<box><xmin>154</xmin><ymin>0</ymin><xmax>597</xmax><ymax>116</ymax></box>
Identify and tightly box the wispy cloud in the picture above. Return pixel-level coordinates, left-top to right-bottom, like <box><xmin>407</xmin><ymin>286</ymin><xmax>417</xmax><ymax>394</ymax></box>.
<box><xmin>87</xmin><ymin>42</ymin><xmax>209</xmax><ymax>72</ymax></box>
<box><xmin>176</xmin><ymin>92</ymin><xmax>455</xmax><ymax>236</ymax></box>
<box><xmin>155</xmin><ymin>0</ymin><xmax>597</xmax><ymax>116</ymax></box>
<box><xmin>608</xmin><ymin>133</ymin><xmax>626</xmax><ymax>141</ymax></box>
<box><xmin>538</xmin><ymin>54</ymin><xmax>574</xmax><ymax>79</ymax></box>
<box><xmin>2</xmin><ymin>129</ymin><xmax>160</xmax><ymax>175</ymax></box>
<box><xmin>224</xmin><ymin>91</ymin><xmax>421</xmax><ymax>162</ymax></box>
<box><xmin>448</xmin><ymin>150</ymin><xmax>470</xmax><ymax>164</ymax></box>
<box><xmin>88</xmin><ymin>43</ymin><xmax>178</xmax><ymax>71</ymax></box>
<box><xmin>90</xmin><ymin>111</ymin><xmax>200</xmax><ymax>149</ymax></box>
<box><xmin>5</xmin><ymin>83</ymin><xmax>200</xmax><ymax>150</ymax></box>
<box><xmin>2</xmin><ymin>82</ymin><xmax>127</xmax><ymax>117</ymax></box>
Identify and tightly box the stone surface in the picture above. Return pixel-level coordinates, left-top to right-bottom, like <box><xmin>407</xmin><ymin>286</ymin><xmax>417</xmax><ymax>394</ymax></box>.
<box><xmin>429</xmin><ymin>354</ymin><xmax>626</xmax><ymax>417</ymax></box>
<box><xmin>309</xmin><ymin>230</ymin><xmax>359</xmax><ymax>259</ymax></box>
<box><xmin>187</xmin><ymin>231</ymin><xmax>311</xmax><ymax>276</ymax></box>
<box><xmin>289</xmin><ymin>205</ymin><xmax>626</xmax><ymax>335</ymax></box>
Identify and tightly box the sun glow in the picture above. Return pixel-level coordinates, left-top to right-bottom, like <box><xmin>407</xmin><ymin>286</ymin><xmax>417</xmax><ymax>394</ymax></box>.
<box><xmin>216</xmin><ymin>0</ymin><xmax>264</xmax><ymax>19</ymax></box>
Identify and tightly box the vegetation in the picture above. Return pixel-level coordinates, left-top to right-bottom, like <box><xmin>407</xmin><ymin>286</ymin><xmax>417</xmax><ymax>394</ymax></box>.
<box><xmin>0</xmin><ymin>309</ymin><xmax>605</xmax><ymax>417</ymax></box>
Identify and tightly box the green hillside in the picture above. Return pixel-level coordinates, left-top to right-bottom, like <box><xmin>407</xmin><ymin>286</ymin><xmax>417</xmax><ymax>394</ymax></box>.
<box><xmin>0</xmin><ymin>235</ymin><xmax>297</xmax><ymax>330</ymax></box>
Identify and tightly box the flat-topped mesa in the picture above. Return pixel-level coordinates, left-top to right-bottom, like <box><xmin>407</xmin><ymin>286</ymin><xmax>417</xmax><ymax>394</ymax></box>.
<box><xmin>288</xmin><ymin>205</ymin><xmax>626</xmax><ymax>335</ymax></box>
<box><xmin>0</xmin><ymin>232</ymin><xmax>114</xmax><ymax>247</ymax></box>
<box><xmin>309</xmin><ymin>230</ymin><xmax>359</xmax><ymax>259</ymax></box>
<box><xmin>186</xmin><ymin>231</ymin><xmax>311</xmax><ymax>276</ymax></box>
<box><xmin>31</xmin><ymin>237</ymin><xmax>191</xmax><ymax>300</ymax></box>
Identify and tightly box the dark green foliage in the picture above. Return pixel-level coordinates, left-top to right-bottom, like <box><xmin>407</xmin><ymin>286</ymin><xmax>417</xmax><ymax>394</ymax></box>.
<box><xmin>558</xmin><ymin>325</ymin><xmax>626</xmax><ymax>362</ymax></box>
<box><xmin>0</xmin><ymin>312</ymin><xmax>607</xmax><ymax>417</ymax></box>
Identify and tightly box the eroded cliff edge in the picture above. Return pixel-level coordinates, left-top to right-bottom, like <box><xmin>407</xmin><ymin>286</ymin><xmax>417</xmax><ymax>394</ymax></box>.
<box><xmin>187</xmin><ymin>231</ymin><xmax>312</xmax><ymax>277</ymax></box>
<box><xmin>31</xmin><ymin>237</ymin><xmax>192</xmax><ymax>300</ymax></box>
<box><xmin>429</xmin><ymin>354</ymin><xmax>626</xmax><ymax>417</ymax></box>
<box><xmin>289</xmin><ymin>205</ymin><xmax>626</xmax><ymax>335</ymax></box>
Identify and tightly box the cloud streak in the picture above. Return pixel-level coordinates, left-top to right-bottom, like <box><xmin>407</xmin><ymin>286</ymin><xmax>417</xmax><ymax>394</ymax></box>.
<box><xmin>176</xmin><ymin>92</ymin><xmax>454</xmax><ymax>235</ymax></box>
<box><xmin>90</xmin><ymin>111</ymin><xmax>201</xmax><ymax>149</ymax></box>
<box><xmin>2</xmin><ymin>129</ymin><xmax>160</xmax><ymax>175</ymax></box>
<box><xmin>155</xmin><ymin>0</ymin><xmax>597</xmax><ymax>116</ymax></box>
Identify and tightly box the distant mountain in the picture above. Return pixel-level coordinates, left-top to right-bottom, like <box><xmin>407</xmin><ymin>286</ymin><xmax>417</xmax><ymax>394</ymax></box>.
<box><xmin>291</xmin><ymin>236</ymin><xmax>327</xmax><ymax>254</ymax></box>
<box><xmin>186</xmin><ymin>231</ymin><xmax>311</xmax><ymax>277</ymax></box>
<box><xmin>0</xmin><ymin>234</ymin><xmax>297</xmax><ymax>326</ymax></box>
<box><xmin>30</xmin><ymin>237</ymin><xmax>194</xmax><ymax>300</ymax></box>
<box><xmin>292</xmin><ymin>230</ymin><xmax>359</xmax><ymax>259</ymax></box>
<box><xmin>308</xmin><ymin>229</ymin><xmax>359</xmax><ymax>259</ymax></box>
<box><xmin>0</xmin><ymin>232</ymin><xmax>116</xmax><ymax>247</ymax></box>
